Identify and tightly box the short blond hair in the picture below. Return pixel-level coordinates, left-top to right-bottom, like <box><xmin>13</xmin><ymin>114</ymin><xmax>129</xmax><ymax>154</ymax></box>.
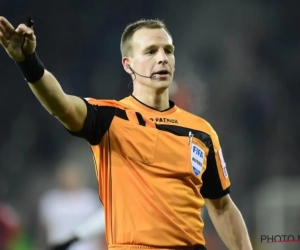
<box><xmin>120</xmin><ymin>18</ymin><xmax>172</xmax><ymax>57</ymax></box>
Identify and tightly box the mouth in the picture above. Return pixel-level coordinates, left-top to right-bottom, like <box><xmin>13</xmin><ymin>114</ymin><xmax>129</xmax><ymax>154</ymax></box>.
<box><xmin>152</xmin><ymin>70</ymin><xmax>170</xmax><ymax>78</ymax></box>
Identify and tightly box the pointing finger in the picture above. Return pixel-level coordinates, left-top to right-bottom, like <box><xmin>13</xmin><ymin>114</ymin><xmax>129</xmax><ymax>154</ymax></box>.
<box><xmin>0</xmin><ymin>31</ymin><xmax>9</xmax><ymax>48</ymax></box>
<box><xmin>0</xmin><ymin>16</ymin><xmax>15</xmax><ymax>34</ymax></box>
<box><xmin>0</xmin><ymin>23</ymin><xmax>11</xmax><ymax>40</ymax></box>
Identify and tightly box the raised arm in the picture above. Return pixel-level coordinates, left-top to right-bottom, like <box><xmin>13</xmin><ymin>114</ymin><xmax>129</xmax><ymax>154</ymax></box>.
<box><xmin>0</xmin><ymin>16</ymin><xmax>86</xmax><ymax>132</ymax></box>
<box><xmin>28</xmin><ymin>71</ymin><xmax>87</xmax><ymax>132</ymax></box>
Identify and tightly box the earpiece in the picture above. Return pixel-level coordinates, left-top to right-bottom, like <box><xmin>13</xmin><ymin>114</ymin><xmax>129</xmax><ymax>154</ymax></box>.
<box><xmin>126</xmin><ymin>64</ymin><xmax>152</xmax><ymax>79</ymax></box>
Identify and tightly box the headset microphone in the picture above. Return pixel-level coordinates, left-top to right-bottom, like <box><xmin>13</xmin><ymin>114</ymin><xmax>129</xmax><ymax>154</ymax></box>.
<box><xmin>127</xmin><ymin>65</ymin><xmax>153</xmax><ymax>79</ymax></box>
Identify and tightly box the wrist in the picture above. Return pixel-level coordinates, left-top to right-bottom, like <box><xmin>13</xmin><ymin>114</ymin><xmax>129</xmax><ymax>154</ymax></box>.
<box><xmin>14</xmin><ymin>55</ymin><xmax>25</xmax><ymax>62</ymax></box>
<box><xmin>15</xmin><ymin>51</ymin><xmax>45</xmax><ymax>83</ymax></box>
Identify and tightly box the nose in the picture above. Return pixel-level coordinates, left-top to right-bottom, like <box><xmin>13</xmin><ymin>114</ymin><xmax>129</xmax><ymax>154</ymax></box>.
<box><xmin>157</xmin><ymin>48</ymin><xmax>168</xmax><ymax>65</ymax></box>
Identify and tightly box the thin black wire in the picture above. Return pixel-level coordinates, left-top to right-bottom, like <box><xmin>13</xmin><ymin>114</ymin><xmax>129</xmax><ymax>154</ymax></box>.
<box><xmin>127</xmin><ymin>72</ymin><xmax>136</xmax><ymax>88</ymax></box>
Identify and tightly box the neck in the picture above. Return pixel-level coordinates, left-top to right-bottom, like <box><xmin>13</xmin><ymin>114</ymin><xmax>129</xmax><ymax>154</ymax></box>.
<box><xmin>132</xmin><ymin>86</ymin><xmax>170</xmax><ymax>111</ymax></box>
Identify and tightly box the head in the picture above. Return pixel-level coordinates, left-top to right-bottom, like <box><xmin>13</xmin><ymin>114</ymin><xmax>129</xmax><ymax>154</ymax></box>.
<box><xmin>121</xmin><ymin>19</ymin><xmax>175</xmax><ymax>93</ymax></box>
<box><xmin>55</xmin><ymin>162</ymin><xmax>86</xmax><ymax>191</ymax></box>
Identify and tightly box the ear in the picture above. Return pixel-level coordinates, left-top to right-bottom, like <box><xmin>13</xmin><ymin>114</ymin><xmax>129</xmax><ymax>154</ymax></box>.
<box><xmin>122</xmin><ymin>57</ymin><xmax>132</xmax><ymax>74</ymax></box>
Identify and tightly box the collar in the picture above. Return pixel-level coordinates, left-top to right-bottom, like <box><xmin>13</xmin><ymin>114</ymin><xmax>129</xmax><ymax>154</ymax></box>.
<box><xmin>124</xmin><ymin>95</ymin><xmax>178</xmax><ymax>116</ymax></box>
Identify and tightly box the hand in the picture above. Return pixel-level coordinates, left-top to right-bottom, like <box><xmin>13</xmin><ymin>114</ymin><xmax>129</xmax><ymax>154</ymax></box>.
<box><xmin>48</xmin><ymin>237</ymin><xmax>79</xmax><ymax>250</ymax></box>
<box><xmin>0</xmin><ymin>16</ymin><xmax>36</xmax><ymax>62</ymax></box>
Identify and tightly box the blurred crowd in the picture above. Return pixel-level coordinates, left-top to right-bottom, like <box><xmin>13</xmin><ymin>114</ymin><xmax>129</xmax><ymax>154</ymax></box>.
<box><xmin>0</xmin><ymin>1</ymin><xmax>299</xmax><ymax>249</ymax></box>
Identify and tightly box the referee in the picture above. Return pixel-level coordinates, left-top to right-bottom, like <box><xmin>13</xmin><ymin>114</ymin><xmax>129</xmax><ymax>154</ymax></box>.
<box><xmin>0</xmin><ymin>16</ymin><xmax>253</xmax><ymax>250</ymax></box>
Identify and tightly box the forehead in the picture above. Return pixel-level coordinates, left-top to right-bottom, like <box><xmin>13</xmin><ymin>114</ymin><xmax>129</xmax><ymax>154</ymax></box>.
<box><xmin>131</xmin><ymin>28</ymin><xmax>173</xmax><ymax>51</ymax></box>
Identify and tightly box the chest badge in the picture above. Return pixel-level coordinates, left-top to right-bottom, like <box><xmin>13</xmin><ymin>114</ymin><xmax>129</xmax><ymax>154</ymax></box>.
<box><xmin>189</xmin><ymin>132</ymin><xmax>204</xmax><ymax>176</ymax></box>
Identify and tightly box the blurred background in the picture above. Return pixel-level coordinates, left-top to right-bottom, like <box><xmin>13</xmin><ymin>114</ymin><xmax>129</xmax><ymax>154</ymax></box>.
<box><xmin>0</xmin><ymin>0</ymin><xmax>299</xmax><ymax>249</ymax></box>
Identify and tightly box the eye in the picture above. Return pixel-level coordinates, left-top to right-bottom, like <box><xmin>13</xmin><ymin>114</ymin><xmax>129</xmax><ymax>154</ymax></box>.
<box><xmin>165</xmin><ymin>49</ymin><xmax>173</xmax><ymax>54</ymax></box>
<box><xmin>146</xmin><ymin>50</ymin><xmax>156</xmax><ymax>55</ymax></box>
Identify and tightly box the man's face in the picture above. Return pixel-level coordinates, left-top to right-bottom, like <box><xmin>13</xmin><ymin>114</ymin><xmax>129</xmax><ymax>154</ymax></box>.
<box><xmin>124</xmin><ymin>28</ymin><xmax>175</xmax><ymax>90</ymax></box>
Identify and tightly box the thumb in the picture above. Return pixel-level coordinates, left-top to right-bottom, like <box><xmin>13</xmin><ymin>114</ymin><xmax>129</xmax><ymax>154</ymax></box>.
<box><xmin>15</xmin><ymin>24</ymin><xmax>35</xmax><ymax>40</ymax></box>
<box><xmin>25</xmin><ymin>28</ymin><xmax>35</xmax><ymax>41</ymax></box>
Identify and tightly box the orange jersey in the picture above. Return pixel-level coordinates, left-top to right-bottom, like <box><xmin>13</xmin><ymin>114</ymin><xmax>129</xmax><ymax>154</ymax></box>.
<box><xmin>69</xmin><ymin>95</ymin><xmax>230</xmax><ymax>250</ymax></box>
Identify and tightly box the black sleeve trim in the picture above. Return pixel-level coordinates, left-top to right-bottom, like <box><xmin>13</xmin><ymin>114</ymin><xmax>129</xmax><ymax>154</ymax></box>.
<box><xmin>202</xmin><ymin>187</ymin><xmax>231</xmax><ymax>199</ymax></box>
<box><xmin>67</xmin><ymin>98</ymin><xmax>116</xmax><ymax>145</ymax></box>
<box><xmin>200</xmin><ymin>140</ymin><xmax>230</xmax><ymax>199</ymax></box>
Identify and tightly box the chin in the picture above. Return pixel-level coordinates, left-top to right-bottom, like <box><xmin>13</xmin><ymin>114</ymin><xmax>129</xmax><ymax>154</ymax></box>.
<box><xmin>138</xmin><ymin>77</ymin><xmax>172</xmax><ymax>92</ymax></box>
<box><xmin>151</xmin><ymin>80</ymin><xmax>172</xmax><ymax>91</ymax></box>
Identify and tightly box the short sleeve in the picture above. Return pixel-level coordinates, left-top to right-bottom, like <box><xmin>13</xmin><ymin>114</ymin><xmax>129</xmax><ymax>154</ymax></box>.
<box><xmin>200</xmin><ymin>127</ymin><xmax>231</xmax><ymax>199</ymax></box>
<box><xmin>67</xmin><ymin>98</ymin><xmax>116</xmax><ymax>145</ymax></box>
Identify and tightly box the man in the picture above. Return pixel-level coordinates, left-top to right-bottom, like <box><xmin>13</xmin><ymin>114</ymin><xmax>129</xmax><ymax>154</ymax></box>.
<box><xmin>48</xmin><ymin>209</ymin><xmax>106</xmax><ymax>250</ymax></box>
<box><xmin>37</xmin><ymin>163</ymin><xmax>103</xmax><ymax>250</ymax></box>
<box><xmin>0</xmin><ymin>17</ymin><xmax>253</xmax><ymax>250</ymax></box>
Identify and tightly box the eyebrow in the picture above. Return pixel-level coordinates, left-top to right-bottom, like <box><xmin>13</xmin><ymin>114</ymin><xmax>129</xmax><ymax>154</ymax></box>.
<box><xmin>143</xmin><ymin>44</ymin><xmax>175</xmax><ymax>52</ymax></box>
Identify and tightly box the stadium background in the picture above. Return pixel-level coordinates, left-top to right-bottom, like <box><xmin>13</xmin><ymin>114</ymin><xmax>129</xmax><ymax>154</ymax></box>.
<box><xmin>0</xmin><ymin>1</ymin><xmax>299</xmax><ymax>250</ymax></box>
